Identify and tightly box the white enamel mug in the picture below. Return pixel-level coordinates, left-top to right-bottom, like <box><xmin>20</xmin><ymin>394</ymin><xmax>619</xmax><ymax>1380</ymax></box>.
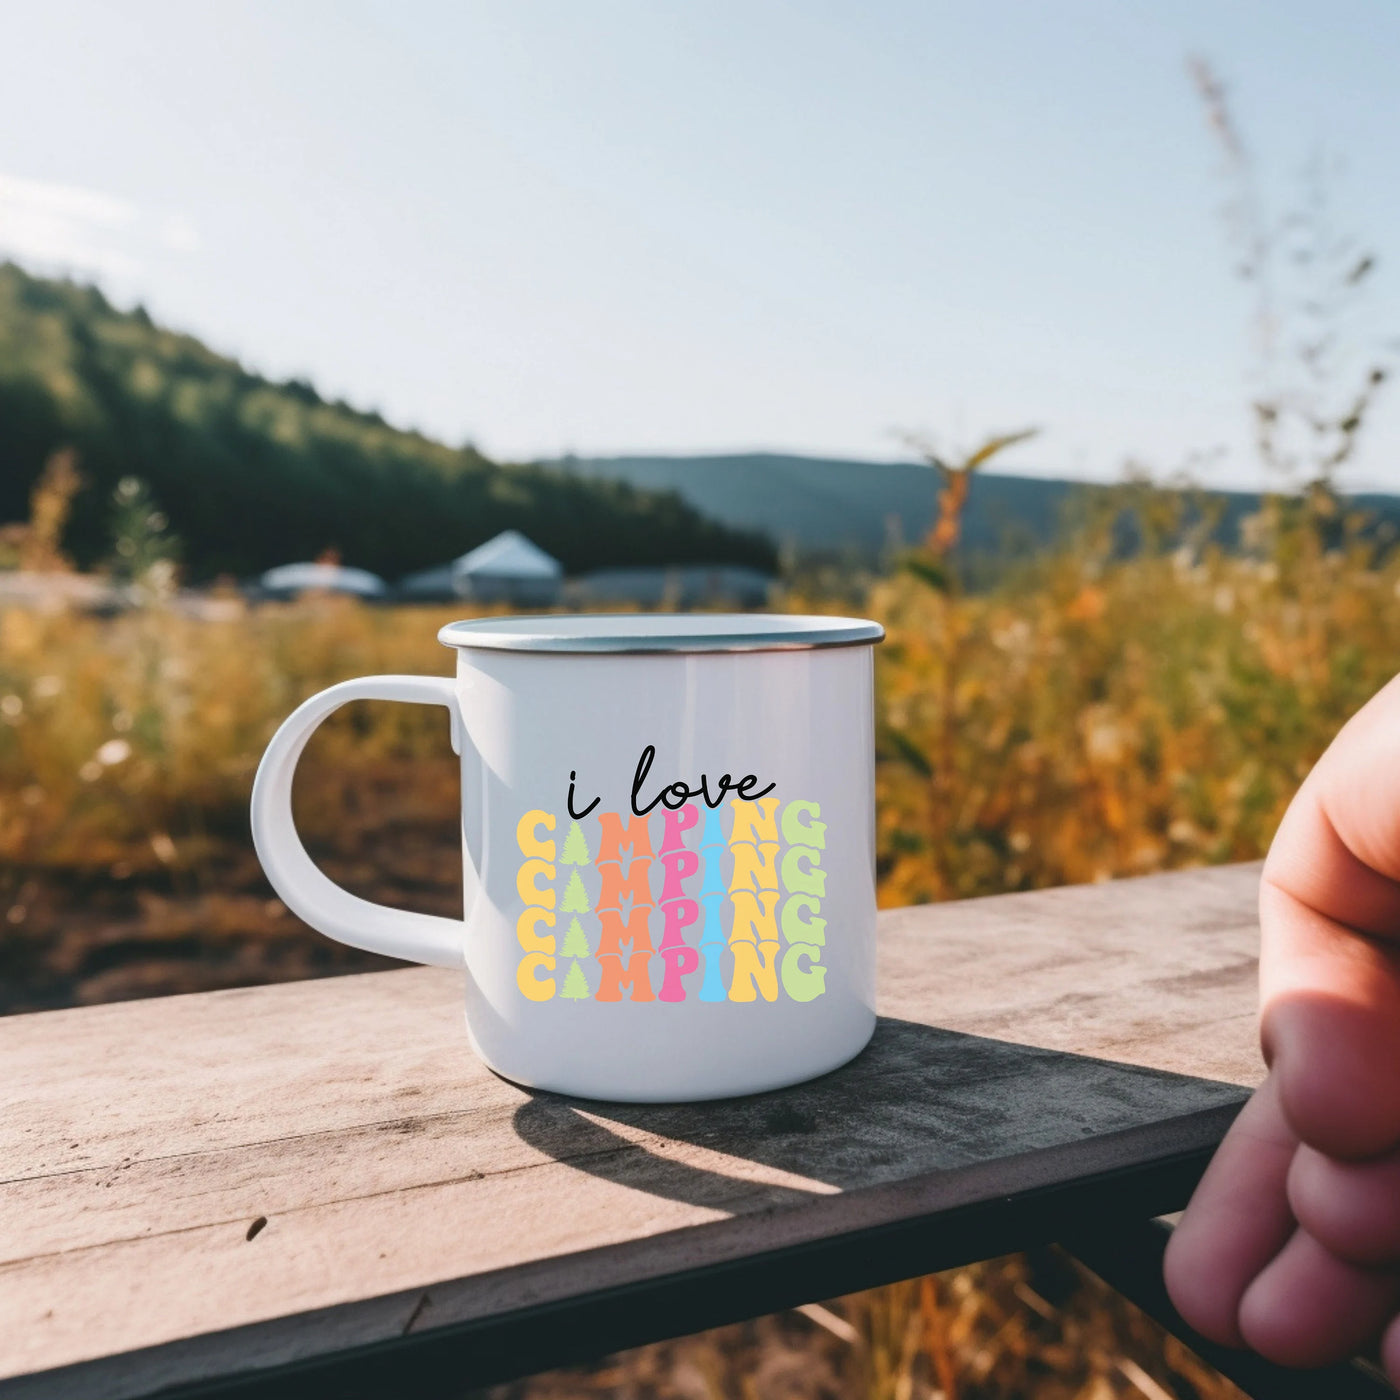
<box><xmin>251</xmin><ymin>613</ymin><xmax>883</xmax><ymax>1102</ymax></box>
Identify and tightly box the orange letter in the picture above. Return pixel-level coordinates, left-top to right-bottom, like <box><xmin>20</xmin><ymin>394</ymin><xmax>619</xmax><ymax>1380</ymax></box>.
<box><xmin>597</xmin><ymin>811</ymin><xmax>654</xmax><ymax>862</ymax></box>
<box><xmin>595</xmin><ymin>905</ymin><xmax>654</xmax><ymax>958</ymax></box>
<box><xmin>596</xmin><ymin>951</ymin><xmax>656</xmax><ymax>1002</ymax></box>
<box><xmin>596</xmin><ymin>858</ymin><xmax>653</xmax><ymax>911</ymax></box>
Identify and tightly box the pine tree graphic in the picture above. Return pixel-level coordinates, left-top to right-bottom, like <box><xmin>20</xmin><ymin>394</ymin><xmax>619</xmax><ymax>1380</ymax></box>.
<box><xmin>560</xmin><ymin>917</ymin><xmax>591</xmax><ymax>958</ymax></box>
<box><xmin>560</xmin><ymin>961</ymin><xmax>591</xmax><ymax>999</ymax></box>
<box><xmin>560</xmin><ymin>869</ymin><xmax>591</xmax><ymax>913</ymax></box>
<box><xmin>560</xmin><ymin>820</ymin><xmax>592</xmax><ymax>866</ymax></box>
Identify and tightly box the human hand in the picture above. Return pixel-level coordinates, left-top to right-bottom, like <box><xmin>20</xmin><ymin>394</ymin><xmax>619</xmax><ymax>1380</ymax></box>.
<box><xmin>1165</xmin><ymin>674</ymin><xmax>1400</xmax><ymax>1374</ymax></box>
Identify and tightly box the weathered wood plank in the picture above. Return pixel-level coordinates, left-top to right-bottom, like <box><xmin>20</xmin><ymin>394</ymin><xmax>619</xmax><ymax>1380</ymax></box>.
<box><xmin>878</xmin><ymin>861</ymin><xmax>1264</xmax><ymax>1085</ymax></box>
<box><xmin>0</xmin><ymin>863</ymin><xmax>1264</xmax><ymax>1397</ymax></box>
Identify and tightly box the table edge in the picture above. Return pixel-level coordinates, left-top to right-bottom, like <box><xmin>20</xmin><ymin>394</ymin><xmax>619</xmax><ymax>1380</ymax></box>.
<box><xmin>0</xmin><ymin>1098</ymin><xmax>1247</xmax><ymax>1400</ymax></box>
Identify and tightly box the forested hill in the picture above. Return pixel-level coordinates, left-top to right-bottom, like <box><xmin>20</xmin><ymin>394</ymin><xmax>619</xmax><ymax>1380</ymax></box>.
<box><xmin>0</xmin><ymin>264</ymin><xmax>776</xmax><ymax>580</ymax></box>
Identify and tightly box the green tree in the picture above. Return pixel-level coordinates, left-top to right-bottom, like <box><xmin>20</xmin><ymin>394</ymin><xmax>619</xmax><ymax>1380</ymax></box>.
<box><xmin>108</xmin><ymin>476</ymin><xmax>181</xmax><ymax>601</ymax></box>
<box><xmin>560</xmin><ymin>820</ymin><xmax>592</xmax><ymax>866</ymax></box>
<box><xmin>560</xmin><ymin>917</ymin><xmax>590</xmax><ymax>958</ymax></box>
<box><xmin>560</xmin><ymin>870</ymin><xmax>591</xmax><ymax>913</ymax></box>
<box><xmin>560</xmin><ymin>961</ymin><xmax>591</xmax><ymax>1000</ymax></box>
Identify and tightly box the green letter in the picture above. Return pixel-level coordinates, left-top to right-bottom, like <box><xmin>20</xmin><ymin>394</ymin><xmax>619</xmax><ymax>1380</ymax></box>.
<box><xmin>781</xmin><ymin>846</ymin><xmax>826</xmax><ymax>897</ymax></box>
<box><xmin>780</xmin><ymin>893</ymin><xmax>826</xmax><ymax>946</ymax></box>
<box><xmin>780</xmin><ymin>800</ymin><xmax>826</xmax><ymax>850</ymax></box>
<box><xmin>781</xmin><ymin>944</ymin><xmax>826</xmax><ymax>1002</ymax></box>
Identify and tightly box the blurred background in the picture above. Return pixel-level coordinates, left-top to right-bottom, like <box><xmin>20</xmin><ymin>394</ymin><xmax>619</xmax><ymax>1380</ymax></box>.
<box><xmin>3</xmin><ymin>3</ymin><xmax>1398</xmax><ymax>1396</ymax></box>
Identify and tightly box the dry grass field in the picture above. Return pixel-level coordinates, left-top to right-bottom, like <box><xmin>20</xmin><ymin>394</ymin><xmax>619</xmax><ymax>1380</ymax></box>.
<box><xmin>4</xmin><ymin>490</ymin><xmax>1395</xmax><ymax>1008</ymax></box>
<box><xmin>471</xmin><ymin>1253</ymin><xmax>1246</xmax><ymax>1400</ymax></box>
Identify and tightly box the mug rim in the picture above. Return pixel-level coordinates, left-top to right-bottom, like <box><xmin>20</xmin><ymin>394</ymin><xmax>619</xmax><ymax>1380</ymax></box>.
<box><xmin>438</xmin><ymin>612</ymin><xmax>884</xmax><ymax>655</ymax></box>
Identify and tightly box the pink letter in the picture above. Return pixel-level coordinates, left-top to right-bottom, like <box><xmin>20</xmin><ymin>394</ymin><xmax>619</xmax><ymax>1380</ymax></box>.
<box><xmin>659</xmin><ymin>803</ymin><xmax>699</xmax><ymax>854</ymax></box>
<box><xmin>658</xmin><ymin>945</ymin><xmax>700</xmax><ymax>1001</ymax></box>
<box><xmin>659</xmin><ymin>848</ymin><xmax>700</xmax><ymax>902</ymax></box>
<box><xmin>658</xmin><ymin>897</ymin><xmax>700</xmax><ymax>950</ymax></box>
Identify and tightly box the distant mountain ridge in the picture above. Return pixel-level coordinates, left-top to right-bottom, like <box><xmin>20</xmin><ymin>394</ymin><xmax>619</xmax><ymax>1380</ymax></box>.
<box><xmin>0</xmin><ymin>265</ymin><xmax>775</xmax><ymax>580</ymax></box>
<box><xmin>549</xmin><ymin>452</ymin><xmax>946</xmax><ymax>554</ymax></box>
<box><xmin>544</xmin><ymin>452</ymin><xmax>1400</xmax><ymax>559</ymax></box>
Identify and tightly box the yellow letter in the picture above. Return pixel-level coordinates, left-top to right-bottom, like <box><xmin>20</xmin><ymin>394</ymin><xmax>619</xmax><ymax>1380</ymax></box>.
<box><xmin>516</xmin><ymin>907</ymin><xmax>556</xmax><ymax>954</ymax></box>
<box><xmin>729</xmin><ymin>841</ymin><xmax>779</xmax><ymax>893</ymax></box>
<box><xmin>729</xmin><ymin>940</ymin><xmax>781</xmax><ymax>1002</ymax></box>
<box><xmin>516</xmin><ymin>809</ymin><xmax>556</xmax><ymax>860</ymax></box>
<box><xmin>517</xmin><ymin>858</ymin><xmax>556</xmax><ymax>907</ymax></box>
<box><xmin>729</xmin><ymin>796</ymin><xmax>780</xmax><ymax>845</ymax></box>
<box><xmin>729</xmin><ymin>889</ymin><xmax>780</xmax><ymax>945</ymax></box>
<box><xmin>517</xmin><ymin>951</ymin><xmax>556</xmax><ymax>1000</ymax></box>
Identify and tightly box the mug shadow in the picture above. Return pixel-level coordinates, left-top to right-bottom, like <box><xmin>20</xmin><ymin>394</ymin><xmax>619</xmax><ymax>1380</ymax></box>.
<box><xmin>510</xmin><ymin>1016</ymin><xmax>1246</xmax><ymax>1214</ymax></box>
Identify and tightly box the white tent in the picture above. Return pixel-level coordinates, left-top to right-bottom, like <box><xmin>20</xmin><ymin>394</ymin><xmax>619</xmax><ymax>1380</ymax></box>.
<box><xmin>258</xmin><ymin>562</ymin><xmax>387</xmax><ymax>600</ymax></box>
<box><xmin>398</xmin><ymin>531</ymin><xmax>563</xmax><ymax>604</ymax></box>
<box><xmin>455</xmin><ymin>530</ymin><xmax>560</xmax><ymax>586</ymax></box>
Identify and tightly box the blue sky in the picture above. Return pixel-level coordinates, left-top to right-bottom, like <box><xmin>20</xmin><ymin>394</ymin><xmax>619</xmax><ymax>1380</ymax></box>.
<box><xmin>2</xmin><ymin>1</ymin><xmax>1398</xmax><ymax>487</ymax></box>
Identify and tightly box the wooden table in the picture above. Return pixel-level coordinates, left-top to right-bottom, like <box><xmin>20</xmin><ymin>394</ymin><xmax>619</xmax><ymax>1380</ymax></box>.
<box><xmin>1</xmin><ymin>864</ymin><xmax>1266</xmax><ymax>1399</ymax></box>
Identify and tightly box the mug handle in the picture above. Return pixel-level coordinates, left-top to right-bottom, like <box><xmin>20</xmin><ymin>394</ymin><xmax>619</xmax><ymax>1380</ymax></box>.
<box><xmin>250</xmin><ymin>675</ymin><xmax>464</xmax><ymax>968</ymax></box>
